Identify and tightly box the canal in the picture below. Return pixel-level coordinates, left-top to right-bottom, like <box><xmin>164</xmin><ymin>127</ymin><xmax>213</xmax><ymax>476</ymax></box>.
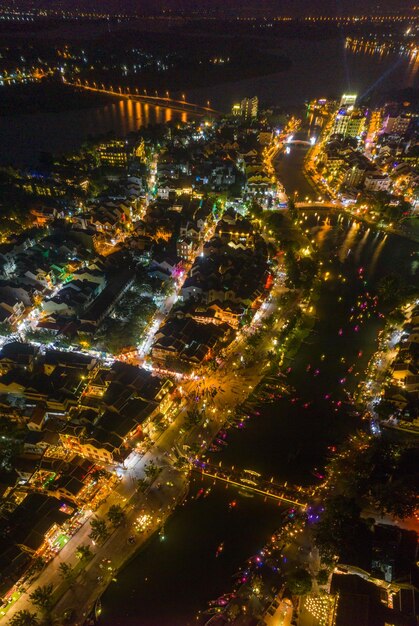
<box><xmin>99</xmin><ymin>149</ymin><xmax>418</xmax><ymax>625</ymax></box>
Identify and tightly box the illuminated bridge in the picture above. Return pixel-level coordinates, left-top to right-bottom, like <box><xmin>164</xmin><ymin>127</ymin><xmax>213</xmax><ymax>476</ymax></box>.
<box><xmin>285</xmin><ymin>138</ymin><xmax>313</xmax><ymax>146</ymax></box>
<box><xmin>192</xmin><ymin>461</ymin><xmax>307</xmax><ymax>508</ymax></box>
<box><xmin>65</xmin><ymin>78</ymin><xmax>222</xmax><ymax>117</ymax></box>
<box><xmin>296</xmin><ymin>201</ymin><xmax>342</xmax><ymax>209</ymax></box>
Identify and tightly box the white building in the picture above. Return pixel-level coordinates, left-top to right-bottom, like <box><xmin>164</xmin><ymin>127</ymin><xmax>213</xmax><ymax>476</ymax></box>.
<box><xmin>364</xmin><ymin>172</ymin><xmax>391</xmax><ymax>192</ymax></box>
<box><xmin>340</xmin><ymin>94</ymin><xmax>357</xmax><ymax>107</ymax></box>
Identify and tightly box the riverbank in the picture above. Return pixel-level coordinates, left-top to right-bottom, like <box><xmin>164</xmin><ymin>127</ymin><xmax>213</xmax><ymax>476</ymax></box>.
<box><xmin>301</xmin><ymin>122</ymin><xmax>419</xmax><ymax>245</ymax></box>
<box><xmin>96</xmin><ymin>205</ymin><xmax>328</xmax><ymax>624</ymax></box>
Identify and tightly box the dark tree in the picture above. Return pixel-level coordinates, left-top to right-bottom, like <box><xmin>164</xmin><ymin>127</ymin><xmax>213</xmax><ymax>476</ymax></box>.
<box><xmin>58</xmin><ymin>562</ymin><xmax>75</xmax><ymax>583</ymax></box>
<box><xmin>286</xmin><ymin>568</ymin><xmax>312</xmax><ymax>595</ymax></box>
<box><xmin>89</xmin><ymin>518</ymin><xmax>108</xmax><ymax>543</ymax></box>
<box><xmin>29</xmin><ymin>584</ymin><xmax>54</xmax><ymax>612</ymax></box>
<box><xmin>9</xmin><ymin>610</ymin><xmax>39</xmax><ymax>626</ymax></box>
<box><xmin>315</xmin><ymin>495</ymin><xmax>363</xmax><ymax>561</ymax></box>
<box><xmin>317</xmin><ymin>569</ymin><xmax>329</xmax><ymax>585</ymax></box>
<box><xmin>75</xmin><ymin>544</ymin><xmax>92</xmax><ymax>562</ymax></box>
<box><xmin>107</xmin><ymin>504</ymin><xmax>126</xmax><ymax>528</ymax></box>
<box><xmin>143</xmin><ymin>461</ymin><xmax>160</xmax><ymax>481</ymax></box>
<box><xmin>287</xmin><ymin>196</ymin><xmax>298</xmax><ymax>220</ymax></box>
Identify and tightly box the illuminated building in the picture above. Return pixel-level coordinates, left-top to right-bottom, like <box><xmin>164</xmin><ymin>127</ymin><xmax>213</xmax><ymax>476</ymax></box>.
<box><xmin>340</xmin><ymin>93</ymin><xmax>357</xmax><ymax>107</ymax></box>
<box><xmin>366</xmin><ymin>110</ymin><xmax>382</xmax><ymax>147</ymax></box>
<box><xmin>258</xmin><ymin>130</ymin><xmax>273</xmax><ymax>145</ymax></box>
<box><xmin>176</xmin><ymin>236</ymin><xmax>195</xmax><ymax>262</ymax></box>
<box><xmin>382</xmin><ymin>113</ymin><xmax>412</xmax><ymax>135</ymax></box>
<box><xmin>97</xmin><ymin>140</ymin><xmax>129</xmax><ymax>168</ymax></box>
<box><xmin>364</xmin><ymin>171</ymin><xmax>390</xmax><ymax>192</ymax></box>
<box><xmin>332</xmin><ymin>109</ymin><xmax>366</xmax><ymax>139</ymax></box>
<box><xmin>232</xmin><ymin>103</ymin><xmax>241</xmax><ymax>116</ymax></box>
<box><xmin>241</xmin><ymin>96</ymin><xmax>258</xmax><ymax>120</ymax></box>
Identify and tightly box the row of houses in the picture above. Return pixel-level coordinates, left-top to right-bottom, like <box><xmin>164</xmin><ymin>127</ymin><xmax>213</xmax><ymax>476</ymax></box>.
<box><xmin>0</xmin><ymin>343</ymin><xmax>174</xmax><ymax>466</ymax></box>
<box><xmin>318</xmin><ymin>141</ymin><xmax>392</xmax><ymax>199</ymax></box>
<box><xmin>379</xmin><ymin>306</ymin><xmax>419</xmax><ymax>429</ymax></box>
<box><xmin>0</xmin><ymin>226</ymin><xmax>98</xmax><ymax>329</ymax></box>
<box><xmin>151</xmin><ymin>209</ymin><xmax>270</xmax><ymax>372</ymax></box>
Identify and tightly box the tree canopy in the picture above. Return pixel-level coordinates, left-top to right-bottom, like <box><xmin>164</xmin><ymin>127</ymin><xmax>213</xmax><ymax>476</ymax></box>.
<box><xmin>9</xmin><ymin>610</ymin><xmax>39</xmax><ymax>626</ymax></box>
<box><xmin>286</xmin><ymin>568</ymin><xmax>312</xmax><ymax>595</ymax></box>
<box><xmin>29</xmin><ymin>584</ymin><xmax>54</xmax><ymax>612</ymax></box>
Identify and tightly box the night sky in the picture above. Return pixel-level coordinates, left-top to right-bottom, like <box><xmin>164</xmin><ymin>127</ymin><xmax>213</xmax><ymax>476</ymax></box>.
<box><xmin>16</xmin><ymin>0</ymin><xmax>413</xmax><ymax>15</ymax></box>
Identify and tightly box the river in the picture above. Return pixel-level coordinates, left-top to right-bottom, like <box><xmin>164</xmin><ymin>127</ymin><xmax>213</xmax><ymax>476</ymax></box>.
<box><xmin>99</xmin><ymin>148</ymin><xmax>418</xmax><ymax>626</ymax></box>
<box><xmin>1</xmin><ymin>37</ymin><xmax>417</xmax><ymax>166</ymax></box>
<box><xmin>0</xmin><ymin>99</ymin><xmax>190</xmax><ymax>167</ymax></box>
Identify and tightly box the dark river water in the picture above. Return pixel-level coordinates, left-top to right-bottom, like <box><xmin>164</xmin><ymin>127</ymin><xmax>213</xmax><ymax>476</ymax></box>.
<box><xmin>0</xmin><ymin>37</ymin><xmax>418</xmax><ymax>166</ymax></box>
<box><xmin>99</xmin><ymin>149</ymin><xmax>418</xmax><ymax>626</ymax></box>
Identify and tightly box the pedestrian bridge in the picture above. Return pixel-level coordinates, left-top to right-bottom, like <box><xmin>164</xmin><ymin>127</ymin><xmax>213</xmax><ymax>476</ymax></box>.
<box><xmin>285</xmin><ymin>139</ymin><xmax>313</xmax><ymax>146</ymax></box>
<box><xmin>192</xmin><ymin>461</ymin><xmax>307</xmax><ymax>508</ymax></box>
<box><xmin>296</xmin><ymin>201</ymin><xmax>342</xmax><ymax>210</ymax></box>
<box><xmin>65</xmin><ymin>78</ymin><xmax>222</xmax><ymax>116</ymax></box>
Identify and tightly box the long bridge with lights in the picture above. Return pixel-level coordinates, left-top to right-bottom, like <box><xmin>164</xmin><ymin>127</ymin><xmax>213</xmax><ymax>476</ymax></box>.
<box><xmin>192</xmin><ymin>461</ymin><xmax>308</xmax><ymax>508</ymax></box>
<box><xmin>64</xmin><ymin>78</ymin><xmax>222</xmax><ymax>116</ymax></box>
<box><xmin>296</xmin><ymin>201</ymin><xmax>342</xmax><ymax>209</ymax></box>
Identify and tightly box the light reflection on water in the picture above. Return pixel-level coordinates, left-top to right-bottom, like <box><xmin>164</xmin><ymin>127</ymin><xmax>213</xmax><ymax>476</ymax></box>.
<box><xmin>338</xmin><ymin>220</ymin><xmax>360</xmax><ymax>263</ymax></box>
<box><xmin>0</xmin><ymin>98</ymin><xmax>190</xmax><ymax>166</ymax></box>
<box><xmin>368</xmin><ymin>234</ymin><xmax>388</xmax><ymax>279</ymax></box>
<box><xmin>354</xmin><ymin>228</ymin><xmax>370</xmax><ymax>263</ymax></box>
<box><xmin>346</xmin><ymin>39</ymin><xmax>419</xmax><ymax>89</ymax></box>
<box><xmin>314</xmin><ymin>217</ymin><xmax>389</xmax><ymax>277</ymax></box>
<box><xmin>405</xmin><ymin>53</ymin><xmax>419</xmax><ymax>88</ymax></box>
<box><xmin>2</xmin><ymin>33</ymin><xmax>417</xmax><ymax>167</ymax></box>
<box><xmin>91</xmin><ymin>98</ymin><xmax>190</xmax><ymax>136</ymax></box>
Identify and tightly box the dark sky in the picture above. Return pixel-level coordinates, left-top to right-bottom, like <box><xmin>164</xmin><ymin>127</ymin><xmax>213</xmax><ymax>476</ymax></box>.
<box><xmin>23</xmin><ymin>0</ymin><xmax>412</xmax><ymax>15</ymax></box>
<box><xmin>153</xmin><ymin>0</ymin><xmax>408</xmax><ymax>12</ymax></box>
